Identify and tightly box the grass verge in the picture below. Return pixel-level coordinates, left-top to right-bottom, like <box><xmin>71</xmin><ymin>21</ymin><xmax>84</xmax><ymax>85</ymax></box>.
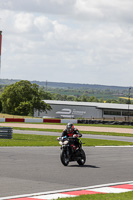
<box><xmin>0</xmin><ymin>134</ymin><xmax>133</xmax><ymax>146</ymax></box>
<box><xmin>58</xmin><ymin>191</ymin><xmax>133</xmax><ymax>200</ymax></box>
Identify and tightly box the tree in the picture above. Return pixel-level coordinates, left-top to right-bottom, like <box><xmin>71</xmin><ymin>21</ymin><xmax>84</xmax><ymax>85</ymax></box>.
<box><xmin>88</xmin><ymin>96</ymin><xmax>99</xmax><ymax>102</ymax></box>
<box><xmin>78</xmin><ymin>95</ymin><xmax>87</xmax><ymax>102</ymax></box>
<box><xmin>38</xmin><ymin>86</ymin><xmax>53</xmax><ymax>100</ymax></box>
<box><xmin>0</xmin><ymin>80</ymin><xmax>51</xmax><ymax>116</ymax></box>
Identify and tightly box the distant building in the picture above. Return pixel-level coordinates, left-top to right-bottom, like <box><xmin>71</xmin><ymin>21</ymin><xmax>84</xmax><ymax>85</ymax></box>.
<box><xmin>34</xmin><ymin>100</ymin><xmax>133</xmax><ymax>120</ymax></box>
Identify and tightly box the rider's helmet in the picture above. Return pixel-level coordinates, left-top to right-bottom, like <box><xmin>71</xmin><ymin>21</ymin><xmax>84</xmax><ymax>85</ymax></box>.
<box><xmin>66</xmin><ymin>123</ymin><xmax>74</xmax><ymax>134</ymax></box>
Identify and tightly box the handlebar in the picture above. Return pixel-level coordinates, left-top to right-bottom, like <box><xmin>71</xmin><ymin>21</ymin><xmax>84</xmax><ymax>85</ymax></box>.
<box><xmin>57</xmin><ymin>136</ymin><xmax>81</xmax><ymax>141</ymax></box>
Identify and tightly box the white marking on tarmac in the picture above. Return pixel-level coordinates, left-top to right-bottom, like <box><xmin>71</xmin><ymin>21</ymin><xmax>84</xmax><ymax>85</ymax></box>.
<box><xmin>89</xmin><ymin>186</ymin><xmax>132</xmax><ymax>193</ymax></box>
<box><xmin>95</xmin><ymin>146</ymin><xmax>133</xmax><ymax>147</ymax></box>
<box><xmin>1</xmin><ymin>181</ymin><xmax>133</xmax><ymax>200</ymax></box>
<box><xmin>30</xmin><ymin>193</ymin><xmax>76</xmax><ymax>199</ymax></box>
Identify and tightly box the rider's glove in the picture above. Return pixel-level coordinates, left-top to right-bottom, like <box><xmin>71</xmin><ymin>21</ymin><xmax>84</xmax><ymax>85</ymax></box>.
<box><xmin>73</xmin><ymin>134</ymin><xmax>79</xmax><ymax>138</ymax></box>
<box><xmin>62</xmin><ymin>136</ymin><xmax>67</xmax><ymax>140</ymax></box>
<box><xmin>73</xmin><ymin>134</ymin><xmax>77</xmax><ymax>138</ymax></box>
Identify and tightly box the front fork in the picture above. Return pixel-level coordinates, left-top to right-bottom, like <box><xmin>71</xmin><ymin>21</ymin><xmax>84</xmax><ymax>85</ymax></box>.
<box><xmin>66</xmin><ymin>146</ymin><xmax>70</xmax><ymax>157</ymax></box>
<box><xmin>61</xmin><ymin>145</ymin><xmax>71</xmax><ymax>158</ymax></box>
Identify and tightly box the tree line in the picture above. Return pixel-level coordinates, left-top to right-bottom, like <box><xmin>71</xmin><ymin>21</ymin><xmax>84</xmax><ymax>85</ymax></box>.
<box><xmin>0</xmin><ymin>80</ymin><xmax>130</xmax><ymax>116</ymax></box>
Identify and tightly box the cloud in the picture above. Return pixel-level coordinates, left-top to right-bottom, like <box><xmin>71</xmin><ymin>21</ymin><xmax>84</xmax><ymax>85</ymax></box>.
<box><xmin>0</xmin><ymin>0</ymin><xmax>76</xmax><ymax>15</ymax></box>
<box><xmin>34</xmin><ymin>16</ymin><xmax>54</xmax><ymax>33</ymax></box>
<box><xmin>1</xmin><ymin>0</ymin><xmax>133</xmax><ymax>23</ymax></box>
<box><xmin>0</xmin><ymin>0</ymin><xmax>133</xmax><ymax>86</ymax></box>
<box><xmin>14</xmin><ymin>13</ymin><xmax>34</xmax><ymax>33</ymax></box>
<box><xmin>74</xmin><ymin>0</ymin><xmax>133</xmax><ymax>23</ymax></box>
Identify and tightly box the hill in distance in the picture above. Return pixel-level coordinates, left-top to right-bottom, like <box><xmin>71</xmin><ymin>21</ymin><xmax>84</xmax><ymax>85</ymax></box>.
<box><xmin>0</xmin><ymin>78</ymin><xmax>130</xmax><ymax>91</ymax></box>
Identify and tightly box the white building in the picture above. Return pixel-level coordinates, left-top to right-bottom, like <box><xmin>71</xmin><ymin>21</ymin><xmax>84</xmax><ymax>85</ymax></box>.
<box><xmin>34</xmin><ymin>100</ymin><xmax>133</xmax><ymax>120</ymax></box>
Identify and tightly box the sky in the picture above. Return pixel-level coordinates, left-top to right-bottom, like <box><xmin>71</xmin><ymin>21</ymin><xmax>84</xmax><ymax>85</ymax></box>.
<box><xmin>0</xmin><ymin>0</ymin><xmax>133</xmax><ymax>87</ymax></box>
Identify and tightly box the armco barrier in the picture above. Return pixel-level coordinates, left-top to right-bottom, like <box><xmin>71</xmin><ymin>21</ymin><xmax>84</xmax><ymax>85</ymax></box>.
<box><xmin>0</xmin><ymin>118</ymin><xmax>5</xmax><ymax>122</ymax></box>
<box><xmin>1</xmin><ymin>118</ymin><xmax>78</xmax><ymax>124</ymax></box>
<box><xmin>61</xmin><ymin>119</ymin><xmax>78</xmax><ymax>124</ymax></box>
<box><xmin>5</xmin><ymin>118</ymin><xmax>25</xmax><ymax>122</ymax></box>
<box><xmin>0</xmin><ymin>118</ymin><xmax>132</xmax><ymax>126</ymax></box>
<box><xmin>25</xmin><ymin>118</ymin><xmax>43</xmax><ymax>123</ymax></box>
<box><xmin>43</xmin><ymin>118</ymin><xmax>61</xmax><ymax>123</ymax></box>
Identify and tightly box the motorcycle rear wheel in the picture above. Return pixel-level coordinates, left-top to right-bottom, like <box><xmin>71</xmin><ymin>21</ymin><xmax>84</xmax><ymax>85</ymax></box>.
<box><xmin>60</xmin><ymin>150</ymin><xmax>69</xmax><ymax>166</ymax></box>
<box><xmin>77</xmin><ymin>149</ymin><xmax>86</xmax><ymax>165</ymax></box>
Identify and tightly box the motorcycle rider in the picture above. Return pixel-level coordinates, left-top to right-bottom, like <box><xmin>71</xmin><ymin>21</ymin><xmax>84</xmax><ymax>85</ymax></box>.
<box><xmin>61</xmin><ymin>123</ymin><xmax>82</xmax><ymax>149</ymax></box>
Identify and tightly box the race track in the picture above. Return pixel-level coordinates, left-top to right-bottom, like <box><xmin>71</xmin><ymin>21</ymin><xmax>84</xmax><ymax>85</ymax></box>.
<box><xmin>13</xmin><ymin>129</ymin><xmax>133</xmax><ymax>142</ymax></box>
<box><xmin>0</xmin><ymin>146</ymin><xmax>133</xmax><ymax>198</ymax></box>
<box><xmin>0</xmin><ymin>123</ymin><xmax>133</xmax><ymax>198</ymax></box>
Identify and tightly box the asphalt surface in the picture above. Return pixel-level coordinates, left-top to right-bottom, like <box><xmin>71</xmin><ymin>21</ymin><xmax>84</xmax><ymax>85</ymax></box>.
<box><xmin>0</xmin><ymin>146</ymin><xmax>133</xmax><ymax>198</ymax></box>
<box><xmin>13</xmin><ymin>129</ymin><xmax>133</xmax><ymax>142</ymax></box>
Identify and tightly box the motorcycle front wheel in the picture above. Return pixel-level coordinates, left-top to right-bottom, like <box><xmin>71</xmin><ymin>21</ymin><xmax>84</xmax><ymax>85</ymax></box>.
<box><xmin>60</xmin><ymin>150</ymin><xmax>69</xmax><ymax>166</ymax></box>
<box><xmin>77</xmin><ymin>149</ymin><xmax>86</xmax><ymax>165</ymax></box>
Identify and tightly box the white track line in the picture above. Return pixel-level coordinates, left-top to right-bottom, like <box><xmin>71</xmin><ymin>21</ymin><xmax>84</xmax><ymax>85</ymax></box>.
<box><xmin>95</xmin><ymin>146</ymin><xmax>133</xmax><ymax>147</ymax></box>
<box><xmin>1</xmin><ymin>181</ymin><xmax>133</xmax><ymax>200</ymax></box>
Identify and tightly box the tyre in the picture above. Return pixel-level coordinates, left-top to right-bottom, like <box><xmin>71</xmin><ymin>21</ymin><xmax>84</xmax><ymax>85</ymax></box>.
<box><xmin>60</xmin><ymin>150</ymin><xmax>69</xmax><ymax>166</ymax></box>
<box><xmin>77</xmin><ymin>149</ymin><xmax>86</xmax><ymax>165</ymax></box>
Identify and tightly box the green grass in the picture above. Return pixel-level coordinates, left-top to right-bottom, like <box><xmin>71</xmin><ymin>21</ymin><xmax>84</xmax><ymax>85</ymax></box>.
<box><xmin>81</xmin><ymin>137</ymin><xmax>133</xmax><ymax>146</ymax></box>
<box><xmin>82</xmin><ymin>131</ymin><xmax>133</xmax><ymax>137</ymax></box>
<box><xmin>0</xmin><ymin>134</ymin><xmax>59</xmax><ymax>146</ymax></box>
<box><xmin>0</xmin><ymin>134</ymin><xmax>133</xmax><ymax>146</ymax></box>
<box><xmin>58</xmin><ymin>191</ymin><xmax>133</xmax><ymax>200</ymax></box>
<box><xmin>13</xmin><ymin>127</ymin><xmax>63</xmax><ymax>132</ymax></box>
<box><xmin>75</xmin><ymin>123</ymin><xmax>133</xmax><ymax>129</ymax></box>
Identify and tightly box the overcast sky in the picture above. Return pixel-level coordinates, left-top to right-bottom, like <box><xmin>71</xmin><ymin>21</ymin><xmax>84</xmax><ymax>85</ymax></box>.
<box><xmin>0</xmin><ymin>0</ymin><xmax>133</xmax><ymax>87</ymax></box>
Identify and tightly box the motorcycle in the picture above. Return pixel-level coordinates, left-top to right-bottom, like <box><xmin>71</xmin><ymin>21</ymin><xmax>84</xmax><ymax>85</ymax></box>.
<box><xmin>57</xmin><ymin>136</ymin><xmax>86</xmax><ymax>166</ymax></box>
